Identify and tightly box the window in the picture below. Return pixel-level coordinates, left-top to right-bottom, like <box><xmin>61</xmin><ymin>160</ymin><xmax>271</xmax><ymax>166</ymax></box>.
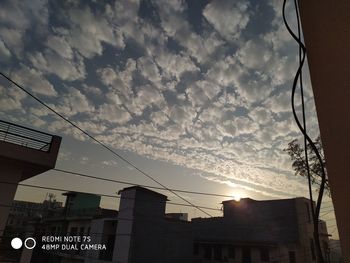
<box><xmin>204</xmin><ymin>245</ymin><xmax>212</xmax><ymax>260</ymax></box>
<box><xmin>213</xmin><ymin>245</ymin><xmax>222</xmax><ymax>261</ymax></box>
<box><xmin>310</xmin><ymin>238</ymin><xmax>316</xmax><ymax>261</ymax></box>
<box><xmin>242</xmin><ymin>247</ymin><xmax>252</xmax><ymax>263</ymax></box>
<box><xmin>260</xmin><ymin>248</ymin><xmax>270</xmax><ymax>261</ymax></box>
<box><xmin>228</xmin><ymin>245</ymin><xmax>235</xmax><ymax>259</ymax></box>
<box><xmin>289</xmin><ymin>251</ymin><xmax>296</xmax><ymax>263</ymax></box>
<box><xmin>79</xmin><ymin>226</ymin><xmax>85</xmax><ymax>236</ymax></box>
<box><xmin>305</xmin><ymin>203</ymin><xmax>311</xmax><ymax>223</ymax></box>
<box><xmin>70</xmin><ymin>227</ymin><xmax>78</xmax><ymax>235</ymax></box>
<box><xmin>193</xmin><ymin>243</ymin><xmax>199</xmax><ymax>255</ymax></box>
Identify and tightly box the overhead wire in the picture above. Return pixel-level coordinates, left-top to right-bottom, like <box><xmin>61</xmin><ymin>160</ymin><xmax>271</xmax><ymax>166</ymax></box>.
<box><xmin>0</xmin><ymin>181</ymin><xmax>221</xmax><ymax>212</ymax></box>
<box><xmin>282</xmin><ymin>0</ymin><xmax>327</xmax><ymax>262</ymax></box>
<box><xmin>0</xmin><ymin>72</ymin><xmax>212</xmax><ymax>217</ymax></box>
<box><xmin>52</xmin><ymin>168</ymin><xmax>237</xmax><ymax>199</ymax></box>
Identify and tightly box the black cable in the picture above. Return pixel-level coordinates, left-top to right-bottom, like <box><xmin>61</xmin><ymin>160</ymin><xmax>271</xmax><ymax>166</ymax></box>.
<box><xmin>282</xmin><ymin>1</ymin><xmax>326</xmax><ymax>262</ymax></box>
<box><xmin>0</xmin><ymin>181</ymin><xmax>221</xmax><ymax>212</ymax></box>
<box><xmin>52</xmin><ymin>168</ymin><xmax>237</xmax><ymax>199</ymax></box>
<box><xmin>0</xmin><ymin>72</ymin><xmax>212</xmax><ymax>217</ymax></box>
<box><xmin>293</xmin><ymin>0</ymin><xmax>315</xmax><ymax>218</ymax></box>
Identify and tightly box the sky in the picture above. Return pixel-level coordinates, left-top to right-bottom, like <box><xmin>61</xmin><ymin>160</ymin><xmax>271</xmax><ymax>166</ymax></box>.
<box><xmin>0</xmin><ymin>0</ymin><xmax>337</xmax><ymax>235</ymax></box>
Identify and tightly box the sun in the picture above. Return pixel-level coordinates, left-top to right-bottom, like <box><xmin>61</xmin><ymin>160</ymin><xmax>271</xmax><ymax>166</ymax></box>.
<box><xmin>227</xmin><ymin>190</ymin><xmax>245</xmax><ymax>202</ymax></box>
<box><xmin>233</xmin><ymin>194</ymin><xmax>241</xmax><ymax>202</ymax></box>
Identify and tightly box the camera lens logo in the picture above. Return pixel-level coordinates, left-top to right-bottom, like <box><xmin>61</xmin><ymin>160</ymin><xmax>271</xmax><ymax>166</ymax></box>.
<box><xmin>11</xmin><ymin>237</ymin><xmax>36</xmax><ymax>250</ymax></box>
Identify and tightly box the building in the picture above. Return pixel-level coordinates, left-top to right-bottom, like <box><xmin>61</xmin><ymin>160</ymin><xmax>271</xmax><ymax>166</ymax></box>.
<box><xmin>0</xmin><ymin>119</ymin><xmax>61</xmax><ymax>263</ymax></box>
<box><xmin>18</xmin><ymin>186</ymin><xmax>332</xmax><ymax>263</ymax></box>
<box><xmin>192</xmin><ymin>198</ymin><xmax>330</xmax><ymax>263</ymax></box>
<box><xmin>0</xmin><ymin>119</ymin><xmax>61</xmax><ymax>238</ymax></box>
<box><xmin>89</xmin><ymin>187</ymin><xmax>330</xmax><ymax>263</ymax></box>
<box><xmin>298</xmin><ymin>1</ymin><xmax>350</xmax><ymax>259</ymax></box>
<box><xmin>111</xmin><ymin>186</ymin><xmax>193</xmax><ymax>263</ymax></box>
<box><xmin>27</xmin><ymin>191</ymin><xmax>118</xmax><ymax>263</ymax></box>
<box><xmin>328</xmin><ymin>239</ymin><xmax>342</xmax><ymax>263</ymax></box>
<box><xmin>5</xmin><ymin>198</ymin><xmax>63</xmax><ymax>236</ymax></box>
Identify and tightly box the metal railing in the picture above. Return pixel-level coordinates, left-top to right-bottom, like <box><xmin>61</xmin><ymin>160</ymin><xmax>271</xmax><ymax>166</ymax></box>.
<box><xmin>0</xmin><ymin>120</ymin><xmax>53</xmax><ymax>152</ymax></box>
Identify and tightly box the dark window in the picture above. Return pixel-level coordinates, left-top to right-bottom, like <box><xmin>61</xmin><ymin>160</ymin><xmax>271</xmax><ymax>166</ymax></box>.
<box><xmin>289</xmin><ymin>251</ymin><xmax>296</xmax><ymax>263</ymax></box>
<box><xmin>305</xmin><ymin>203</ymin><xmax>311</xmax><ymax>223</ymax></box>
<box><xmin>260</xmin><ymin>248</ymin><xmax>270</xmax><ymax>261</ymax></box>
<box><xmin>99</xmin><ymin>234</ymin><xmax>115</xmax><ymax>261</ymax></box>
<box><xmin>323</xmin><ymin>241</ymin><xmax>329</xmax><ymax>251</ymax></box>
<box><xmin>242</xmin><ymin>247</ymin><xmax>252</xmax><ymax>263</ymax></box>
<box><xmin>193</xmin><ymin>243</ymin><xmax>199</xmax><ymax>255</ymax></box>
<box><xmin>310</xmin><ymin>238</ymin><xmax>316</xmax><ymax>261</ymax></box>
<box><xmin>70</xmin><ymin>227</ymin><xmax>78</xmax><ymax>235</ymax></box>
<box><xmin>213</xmin><ymin>245</ymin><xmax>222</xmax><ymax>261</ymax></box>
<box><xmin>228</xmin><ymin>245</ymin><xmax>235</xmax><ymax>258</ymax></box>
<box><xmin>79</xmin><ymin>226</ymin><xmax>84</xmax><ymax>236</ymax></box>
<box><xmin>204</xmin><ymin>245</ymin><xmax>212</xmax><ymax>260</ymax></box>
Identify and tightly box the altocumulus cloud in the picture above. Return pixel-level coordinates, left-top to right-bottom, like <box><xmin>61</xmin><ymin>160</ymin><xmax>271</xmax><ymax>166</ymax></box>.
<box><xmin>0</xmin><ymin>0</ymin><xmax>319</xmax><ymax>198</ymax></box>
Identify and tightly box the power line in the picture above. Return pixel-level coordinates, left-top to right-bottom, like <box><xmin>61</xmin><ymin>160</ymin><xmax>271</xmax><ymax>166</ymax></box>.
<box><xmin>52</xmin><ymin>168</ymin><xmax>236</xmax><ymax>199</ymax></box>
<box><xmin>0</xmin><ymin>72</ymin><xmax>212</xmax><ymax>217</ymax></box>
<box><xmin>282</xmin><ymin>1</ymin><xmax>326</xmax><ymax>262</ymax></box>
<box><xmin>0</xmin><ymin>181</ymin><xmax>221</xmax><ymax>212</ymax></box>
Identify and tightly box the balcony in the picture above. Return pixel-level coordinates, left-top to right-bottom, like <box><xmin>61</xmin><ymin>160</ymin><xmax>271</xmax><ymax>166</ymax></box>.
<box><xmin>0</xmin><ymin>119</ymin><xmax>61</xmax><ymax>180</ymax></box>
<box><xmin>0</xmin><ymin>119</ymin><xmax>53</xmax><ymax>152</ymax></box>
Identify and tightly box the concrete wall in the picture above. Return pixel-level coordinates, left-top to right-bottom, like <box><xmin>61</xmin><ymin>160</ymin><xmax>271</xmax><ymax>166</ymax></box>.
<box><xmin>0</xmin><ymin>165</ymin><xmax>22</xmax><ymax>238</ymax></box>
<box><xmin>114</xmin><ymin>187</ymin><xmax>192</xmax><ymax>263</ymax></box>
<box><xmin>297</xmin><ymin>1</ymin><xmax>350</xmax><ymax>261</ymax></box>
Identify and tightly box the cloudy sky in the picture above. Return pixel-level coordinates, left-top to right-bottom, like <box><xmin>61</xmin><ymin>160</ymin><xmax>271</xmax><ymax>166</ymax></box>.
<box><xmin>0</xmin><ymin>0</ymin><xmax>335</xmax><ymax>228</ymax></box>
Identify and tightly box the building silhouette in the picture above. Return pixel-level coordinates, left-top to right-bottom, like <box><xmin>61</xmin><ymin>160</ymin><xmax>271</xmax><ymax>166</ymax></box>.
<box><xmin>23</xmin><ymin>186</ymin><xmax>333</xmax><ymax>263</ymax></box>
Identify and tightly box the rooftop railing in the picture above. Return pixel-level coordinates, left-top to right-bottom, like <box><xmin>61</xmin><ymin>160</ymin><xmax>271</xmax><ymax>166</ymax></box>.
<box><xmin>0</xmin><ymin>119</ymin><xmax>53</xmax><ymax>152</ymax></box>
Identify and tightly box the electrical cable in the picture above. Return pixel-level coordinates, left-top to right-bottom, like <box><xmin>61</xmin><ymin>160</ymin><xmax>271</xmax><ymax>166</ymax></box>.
<box><xmin>0</xmin><ymin>181</ymin><xmax>221</xmax><ymax>212</ymax></box>
<box><xmin>0</xmin><ymin>72</ymin><xmax>212</xmax><ymax>217</ymax></box>
<box><xmin>282</xmin><ymin>1</ymin><xmax>327</xmax><ymax>262</ymax></box>
<box><xmin>52</xmin><ymin>168</ymin><xmax>237</xmax><ymax>199</ymax></box>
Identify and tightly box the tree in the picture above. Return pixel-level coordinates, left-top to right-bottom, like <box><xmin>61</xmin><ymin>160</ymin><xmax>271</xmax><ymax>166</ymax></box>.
<box><xmin>284</xmin><ymin>136</ymin><xmax>330</xmax><ymax>195</ymax></box>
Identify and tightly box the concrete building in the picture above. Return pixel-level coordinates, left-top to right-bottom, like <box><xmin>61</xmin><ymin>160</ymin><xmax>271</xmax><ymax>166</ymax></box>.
<box><xmin>91</xmin><ymin>187</ymin><xmax>330</xmax><ymax>263</ymax></box>
<box><xmin>28</xmin><ymin>191</ymin><xmax>117</xmax><ymax>263</ymax></box>
<box><xmin>112</xmin><ymin>186</ymin><xmax>193</xmax><ymax>263</ymax></box>
<box><xmin>5</xmin><ymin>199</ymin><xmax>63</xmax><ymax>236</ymax></box>
<box><xmin>12</xmin><ymin>186</ymin><xmax>332</xmax><ymax>263</ymax></box>
<box><xmin>0</xmin><ymin>119</ymin><xmax>61</xmax><ymax>238</ymax></box>
<box><xmin>297</xmin><ymin>1</ymin><xmax>350</xmax><ymax>260</ymax></box>
<box><xmin>192</xmin><ymin>198</ymin><xmax>330</xmax><ymax>263</ymax></box>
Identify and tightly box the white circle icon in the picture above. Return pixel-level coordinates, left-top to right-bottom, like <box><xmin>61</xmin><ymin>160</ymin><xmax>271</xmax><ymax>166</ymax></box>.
<box><xmin>24</xmin><ymin>237</ymin><xmax>36</xmax><ymax>249</ymax></box>
<box><xmin>11</xmin><ymin>238</ymin><xmax>23</xmax><ymax>249</ymax></box>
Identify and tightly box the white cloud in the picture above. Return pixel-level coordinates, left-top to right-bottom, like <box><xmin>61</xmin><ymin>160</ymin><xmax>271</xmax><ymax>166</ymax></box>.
<box><xmin>155</xmin><ymin>51</ymin><xmax>198</xmax><ymax>80</ymax></box>
<box><xmin>203</xmin><ymin>0</ymin><xmax>250</xmax><ymax>42</ymax></box>
<box><xmin>168</xmin><ymin>104</ymin><xmax>196</xmax><ymax>128</ymax></box>
<box><xmin>28</xmin><ymin>50</ymin><xmax>86</xmax><ymax>81</ymax></box>
<box><xmin>66</xmin><ymin>6</ymin><xmax>125</xmax><ymax>59</ymax></box>
<box><xmin>0</xmin><ymin>0</ymin><xmax>48</xmax><ymax>55</ymax></box>
<box><xmin>237</xmin><ymin>39</ymin><xmax>272</xmax><ymax>70</ymax></box>
<box><xmin>97</xmin><ymin>59</ymin><xmax>136</xmax><ymax>98</ymax></box>
<box><xmin>0</xmin><ymin>39</ymin><xmax>11</xmax><ymax>59</ymax></box>
<box><xmin>0</xmin><ymin>84</ymin><xmax>24</xmax><ymax>111</ymax></box>
<box><xmin>12</xmin><ymin>65</ymin><xmax>57</xmax><ymax>96</ymax></box>
<box><xmin>97</xmin><ymin>104</ymin><xmax>131</xmax><ymax>124</ymax></box>
<box><xmin>49</xmin><ymin>87</ymin><xmax>92</xmax><ymax>117</ymax></box>
<box><xmin>137</xmin><ymin>57</ymin><xmax>161</xmax><ymax>84</ymax></box>
<box><xmin>46</xmin><ymin>35</ymin><xmax>73</xmax><ymax>59</ymax></box>
<box><xmin>186</xmin><ymin>80</ymin><xmax>221</xmax><ymax>108</ymax></box>
<box><xmin>155</xmin><ymin>0</ymin><xmax>223</xmax><ymax>63</ymax></box>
